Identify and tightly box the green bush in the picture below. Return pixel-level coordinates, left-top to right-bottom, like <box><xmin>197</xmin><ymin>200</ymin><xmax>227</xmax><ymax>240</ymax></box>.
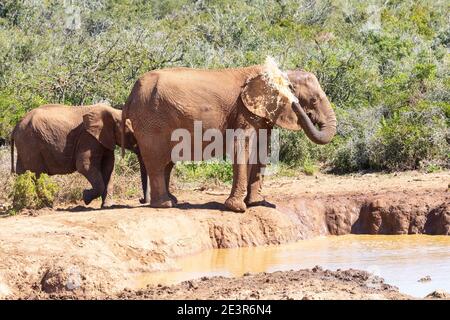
<box><xmin>175</xmin><ymin>160</ymin><xmax>233</xmax><ymax>184</ymax></box>
<box><xmin>423</xmin><ymin>162</ymin><xmax>441</xmax><ymax>173</ymax></box>
<box><xmin>0</xmin><ymin>1</ymin><xmax>448</xmax><ymax>176</ymax></box>
<box><xmin>302</xmin><ymin>159</ymin><xmax>316</xmax><ymax>176</ymax></box>
<box><xmin>115</xmin><ymin>150</ymin><xmax>140</xmax><ymax>176</ymax></box>
<box><xmin>35</xmin><ymin>174</ymin><xmax>59</xmax><ymax>208</ymax></box>
<box><xmin>279</xmin><ymin>130</ymin><xmax>329</xmax><ymax>167</ymax></box>
<box><xmin>10</xmin><ymin>171</ymin><xmax>37</xmax><ymax>212</ymax></box>
<box><xmin>10</xmin><ymin>171</ymin><xmax>58</xmax><ymax>212</ymax></box>
<box><xmin>62</xmin><ymin>187</ymin><xmax>83</xmax><ymax>204</ymax></box>
<box><xmin>330</xmin><ymin>105</ymin><xmax>449</xmax><ymax>172</ymax></box>
<box><xmin>371</xmin><ymin>107</ymin><xmax>448</xmax><ymax>171</ymax></box>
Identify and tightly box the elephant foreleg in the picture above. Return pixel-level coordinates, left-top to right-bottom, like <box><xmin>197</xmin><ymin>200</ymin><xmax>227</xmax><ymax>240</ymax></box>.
<box><xmin>225</xmin><ymin>137</ymin><xmax>248</xmax><ymax>212</ymax></box>
<box><xmin>101</xmin><ymin>151</ymin><xmax>115</xmax><ymax>208</ymax></box>
<box><xmin>246</xmin><ymin>128</ymin><xmax>270</xmax><ymax>206</ymax></box>
<box><xmin>245</xmin><ymin>162</ymin><xmax>265</xmax><ymax>206</ymax></box>
<box><xmin>77</xmin><ymin>159</ymin><xmax>105</xmax><ymax>206</ymax></box>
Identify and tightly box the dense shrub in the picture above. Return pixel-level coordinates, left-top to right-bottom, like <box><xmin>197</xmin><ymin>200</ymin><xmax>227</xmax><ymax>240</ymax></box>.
<box><xmin>371</xmin><ymin>106</ymin><xmax>448</xmax><ymax>171</ymax></box>
<box><xmin>10</xmin><ymin>171</ymin><xmax>36</xmax><ymax>212</ymax></box>
<box><xmin>115</xmin><ymin>150</ymin><xmax>140</xmax><ymax>176</ymax></box>
<box><xmin>0</xmin><ymin>0</ymin><xmax>448</xmax><ymax>175</ymax></box>
<box><xmin>175</xmin><ymin>160</ymin><xmax>233</xmax><ymax>184</ymax></box>
<box><xmin>279</xmin><ymin>129</ymin><xmax>335</xmax><ymax>168</ymax></box>
<box><xmin>329</xmin><ymin>105</ymin><xmax>449</xmax><ymax>173</ymax></box>
<box><xmin>9</xmin><ymin>171</ymin><xmax>58</xmax><ymax>213</ymax></box>
<box><xmin>35</xmin><ymin>173</ymin><xmax>59</xmax><ymax>207</ymax></box>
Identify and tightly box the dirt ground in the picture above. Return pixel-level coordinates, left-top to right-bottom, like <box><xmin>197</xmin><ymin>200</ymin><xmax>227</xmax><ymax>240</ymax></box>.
<box><xmin>117</xmin><ymin>268</ymin><xmax>409</xmax><ymax>300</ymax></box>
<box><xmin>0</xmin><ymin>170</ymin><xmax>449</xmax><ymax>300</ymax></box>
<box><xmin>26</xmin><ymin>267</ymin><xmax>412</xmax><ymax>300</ymax></box>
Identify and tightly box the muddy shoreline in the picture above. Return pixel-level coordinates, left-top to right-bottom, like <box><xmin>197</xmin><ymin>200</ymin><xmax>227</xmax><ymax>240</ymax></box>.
<box><xmin>23</xmin><ymin>267</ymin><xmax>413</xmax><ymax>300</ymax></box>
<box><xmin>0</xmin><ymin>171</ymin><xmax>448</xmax><ymax>299</ymax></box>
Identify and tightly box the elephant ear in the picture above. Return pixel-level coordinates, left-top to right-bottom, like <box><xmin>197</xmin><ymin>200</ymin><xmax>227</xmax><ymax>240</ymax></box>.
<box><xmin>83</xmin><ymin>107</ymin><xmax>116</xmax><ymax>150</ymax></box>
<box><xmin>241</xmin><ymin>58</ymin><xmax>302</xmax><ymax>130</ymax></box>
<box><xmin>124</xmin><ymin>118</ymin><xmax>134</xmax><ymax>134</ymax></box>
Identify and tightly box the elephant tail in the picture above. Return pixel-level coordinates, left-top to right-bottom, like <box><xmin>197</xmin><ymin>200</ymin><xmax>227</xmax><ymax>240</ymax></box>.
<box><xmin>10</xmin><ymin>132</ymin><xmax>15</xmax><ymax>174</ymax></box>
<box><xmin>121</xmin><ymin>101</ymin><xmax>129</xmax><ymax>158</ymax></box>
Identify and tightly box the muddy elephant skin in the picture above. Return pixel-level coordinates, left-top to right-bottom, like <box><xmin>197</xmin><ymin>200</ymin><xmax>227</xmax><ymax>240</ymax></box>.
<box><xmin>122</xmin><ymin>65</ymin><xmax>336</xmax><ymax>212</ymax></box>
<box><xmin>11</xmin><ymin>104</ymin><xmax>139</xmax><ymax>207</ymax></box>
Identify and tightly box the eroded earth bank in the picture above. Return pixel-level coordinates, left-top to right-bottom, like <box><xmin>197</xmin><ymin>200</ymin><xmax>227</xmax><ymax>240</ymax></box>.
<box><xmin>0</xmin><ymin>171</ymin><xmax>448</xmax><ymax>299</ymax></box>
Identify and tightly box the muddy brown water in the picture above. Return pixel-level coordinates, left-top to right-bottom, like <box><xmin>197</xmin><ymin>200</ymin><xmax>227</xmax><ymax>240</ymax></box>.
<box><xmin>136</xmin><ymin>235</ymin><xmax>450</xmax><ymax>298</ymax></box>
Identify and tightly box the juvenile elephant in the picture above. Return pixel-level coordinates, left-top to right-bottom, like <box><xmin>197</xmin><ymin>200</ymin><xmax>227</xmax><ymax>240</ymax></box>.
<box><xmin>11</xmin><ymin>103</ymin><xmax>142</xmax><ymax>207</ymax></box>
<box><xmin>122</xmin><ymin>60</ymin><xmax>336</xmax><ymax>212</ymax></box>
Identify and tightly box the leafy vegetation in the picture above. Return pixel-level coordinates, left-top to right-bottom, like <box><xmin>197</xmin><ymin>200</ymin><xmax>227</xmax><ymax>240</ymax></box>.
<box><xmin>1</xmin><ymin>0</ymin><xmax>448</xmax><ymax>175</ymax></box>
<box><xmin>9</xmin><ymin>171</ymin><xmax>58</xmax><ymax>213</ymax></box>
<box><xmin>175</xmin><ymin>160</ymin><xmax>233</xmax><ymax>184</ymax></box>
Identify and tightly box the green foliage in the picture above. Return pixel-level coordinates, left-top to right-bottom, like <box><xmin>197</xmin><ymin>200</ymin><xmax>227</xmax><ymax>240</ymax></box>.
<box><xmin>302</xmin><ymin>159</ymin><xmax>316</xmax><ymax>176</ymax></box>
<box><xmin>0</xmin><ymin>0</ymin><xmax>448</xmax><ymax>177</ymax></box>
<box><xmin>10</xmin><ymin>171</ymin><xmax>36</xmax><ymax>212</ymax></box>
<box><xmin>125</xmin><ymin>185</ymin><xmax>140</xmax><ymax>199</ymax></box>
<box><xmin>62</xmin><ymin>187</ymin><xmax>83</xmax><ymax>204</ymax></box>
<box><xmin>371</xmin><ymin>106</ymin><xmax>448</xmax><ymax>171</ymax></box>
<box><xmin>329</xmin><ymin>104</ymin><xmax>448</xmax><ymax>173</ymax></box>
<box><xmin>279</xmin><ymin>128</ymin><xmax>338</xmax><ymax>170</ymax></box>
<box><xmin>35</xmin><ymin>174</ymin><xmax>59</xmax><ymax>207</ymax></box>
<box><xmin>424</xmin><ymin>163</ymin><xmax>441</xmax><ymax>174</ymax></box>
<box><xmin>115</xmin><ymin>150</ymin><xmax>140</xmax><ymax>176</ymax></box>
<box><xmin>175</xmin><ymin>160</ymin><xmax>233</xmax><ymax>184</ymax></box>
<box><xmin>10</xmin><ymin>171</ymin><xmax>58</xmax><ymax>212</ymax></box>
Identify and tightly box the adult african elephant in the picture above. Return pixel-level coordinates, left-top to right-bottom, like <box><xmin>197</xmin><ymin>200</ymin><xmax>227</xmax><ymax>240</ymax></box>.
<box><xmin>11</xmin><ymin>103</ymin><xmax>145</xmax><ymax>208</ymax></box>
<box><xmin>122</xmin><ymin>60</ymin><xmax>336</xmax><ymax>212</ymax></box>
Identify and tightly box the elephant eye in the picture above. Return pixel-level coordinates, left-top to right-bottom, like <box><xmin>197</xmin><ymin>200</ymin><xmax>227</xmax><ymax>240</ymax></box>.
<box><xmin>311</xmin><ymin>97</ymin><xmax>319</xmax><ymax>105</ymax></box>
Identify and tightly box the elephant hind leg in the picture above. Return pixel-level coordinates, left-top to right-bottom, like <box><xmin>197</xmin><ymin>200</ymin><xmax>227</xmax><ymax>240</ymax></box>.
<box><xmin>139</xmin><ymin>139</ymin><xmax>173</xmax><ymax>208</ymax></box>
<box><xmin>144</xmin><ymin>159</ymin><xmax>173</xmax><ymax>208</ymax></box>
<box><xmin>17</xmin><ymin>152</ymin><xmax>47</xmax><ymax>176</ymax></box>
<box><xmin>148</xmin><ymin>167</ymin><xmax>173</xmax><ymax>208</ymax></box>
<box><xmin>137</xmin><ymin>158</ymin><xmax>176</xmax><ymax>205</ymax></box>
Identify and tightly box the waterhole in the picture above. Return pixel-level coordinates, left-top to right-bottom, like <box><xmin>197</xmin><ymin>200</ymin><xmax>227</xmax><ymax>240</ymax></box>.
<box><xmin>137</xmin><ymin>235</ymin><xmax>450</xmax><ymax>297</ymax></box>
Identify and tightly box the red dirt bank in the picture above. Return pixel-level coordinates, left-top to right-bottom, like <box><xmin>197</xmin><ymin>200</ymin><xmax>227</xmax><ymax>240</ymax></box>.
<box><xmin>0</xmin><ymin>171</ymin><xmax>448</xmax><ymax>299</ymax></box>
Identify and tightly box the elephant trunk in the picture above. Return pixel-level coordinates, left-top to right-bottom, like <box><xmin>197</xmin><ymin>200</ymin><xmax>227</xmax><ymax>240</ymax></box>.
<box><xmin>292</xmin><ymin>100</ymin><xmax>336</xmax><ymax>145</ymax></box>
